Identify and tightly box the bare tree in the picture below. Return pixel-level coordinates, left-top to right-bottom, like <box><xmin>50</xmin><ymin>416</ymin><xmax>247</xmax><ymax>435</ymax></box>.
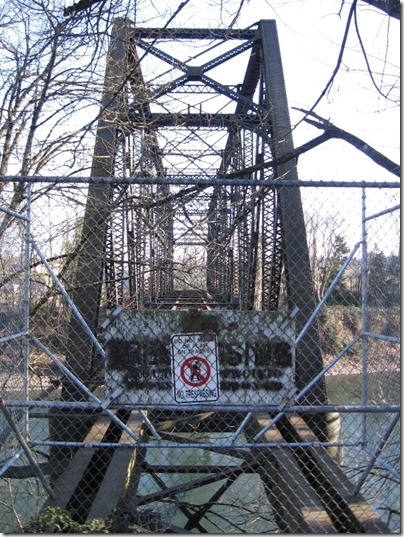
<box><xmin>305</xmin><ymin>212</ymin><xmax>351</xmax><ymax>302</ymax></box>
<box><xmin>0</xmin><ymin>0</ymin><xmax>399</xmax><ymax>236</ymax></box>
<box><xmin>0</xmin><ymin>0</ymin><xmax>134</xmax><ymax>232</ymax></box>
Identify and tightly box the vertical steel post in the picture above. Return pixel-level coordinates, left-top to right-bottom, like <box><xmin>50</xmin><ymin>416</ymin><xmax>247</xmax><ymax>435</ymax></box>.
<box><xmin>50</xmin><ymin>19</ymin><xmax>131</xmax><ymax>483</ymax></box>
<box><xmin>361</xmin><ymin>187</ymin><xmax>368</xmax><ymax>446</ymax></box>
<box><xmin>65</xmin><ymin>18</ymin><xmax>130</xmax><ymax>387</ymax></box>
<box><xmin>22</xmin><ymin>184</ymin><xmax>32</xmax><ymax>439</ymax></box>
<box><xmin>260</xmin><ymin>20</ymin><xmax>329</xmax><ymax>438</ymax></box>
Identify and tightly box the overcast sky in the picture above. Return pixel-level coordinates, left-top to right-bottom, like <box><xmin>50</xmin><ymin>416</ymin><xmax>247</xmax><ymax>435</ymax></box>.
<box><xmin>131</xmin><ymin>0</ymin><xmax>400</xmax><ymax>183</ymax></box>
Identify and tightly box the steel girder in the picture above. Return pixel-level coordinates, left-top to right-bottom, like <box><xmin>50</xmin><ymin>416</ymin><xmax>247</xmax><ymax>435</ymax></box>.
<box><xmin>259</xmin><ymin>20</ymin><xmax>328</xmax><ymax>426</ymax></box>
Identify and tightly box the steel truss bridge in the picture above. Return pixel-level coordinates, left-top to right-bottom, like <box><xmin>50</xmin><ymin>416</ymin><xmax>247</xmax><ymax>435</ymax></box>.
<box><xmin>68</xmin><ymin>19</ymin><xmax>327</xmax><ymax>404</ymax></box>
<box><xmin>39</xmin><ymin>19</ymin><xmax>393</xmax><ymax>533</ymax></box>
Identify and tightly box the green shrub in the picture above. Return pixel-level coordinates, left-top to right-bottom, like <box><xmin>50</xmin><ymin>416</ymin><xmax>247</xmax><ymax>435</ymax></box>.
<box><xmin>22</xmin><ymin>506</ymin><xmax>103</xmax><ymax>533</ymax></box>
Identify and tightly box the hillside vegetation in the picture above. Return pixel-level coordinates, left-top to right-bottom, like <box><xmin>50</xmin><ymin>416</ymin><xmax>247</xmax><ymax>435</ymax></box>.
<box><xmin>319</xmin><ymin>305</ymin><xmax>400</xmax><ymax>373</ymax></box>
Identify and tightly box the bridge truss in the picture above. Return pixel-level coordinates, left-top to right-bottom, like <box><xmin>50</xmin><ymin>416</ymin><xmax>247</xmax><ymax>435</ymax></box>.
<box><xmin>67</xmin><ymin>19</ymin><xmax>327</xmax><ymax>405</ymax></box>
<box><xmin>103</xmin><ymin>21</ymin><xmax>287</xmax><ymax>311</ymax></box>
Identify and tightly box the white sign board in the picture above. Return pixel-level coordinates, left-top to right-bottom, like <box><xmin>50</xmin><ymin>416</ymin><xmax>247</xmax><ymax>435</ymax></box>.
<box><xmin>105</xmin><ymin>310</ymin><xmax>295</xmax><ymax>406</ymax></box>
<box><xmin>171</xmin><ymin>332</ymin><xmax>219</xmax><ymax>404</ymax></box>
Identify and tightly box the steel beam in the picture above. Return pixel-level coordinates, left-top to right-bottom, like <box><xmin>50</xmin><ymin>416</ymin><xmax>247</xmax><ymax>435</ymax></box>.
<box><xmin>127</xmin><ymin>112</ymin><xmax>265</xmax><ymax>129</ymax></box>
<box><xmin>65</xmin><ymin>18</ymin><xmax>130</xmax><ymax>388</ymax></box>
<box><xmin>132</xmin><ymin>27</ymin><xmax>257</xmax><ymax>40</ymax></box>
<box><xmin>259</xmin><ymin>20</ymin><xmax>328</xmax><ymax>435</ymax></box>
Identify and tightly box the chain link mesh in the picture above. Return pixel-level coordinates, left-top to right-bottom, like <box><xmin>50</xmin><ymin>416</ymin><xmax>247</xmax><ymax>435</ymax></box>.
<box><xmin>0</xmin><ymin>180</ymin><xmax>400</xmax><ymax>533</ymax></box>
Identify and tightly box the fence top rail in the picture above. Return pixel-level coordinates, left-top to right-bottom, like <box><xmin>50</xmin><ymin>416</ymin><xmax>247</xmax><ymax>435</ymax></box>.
<box><xmin>0</xmin><ymin>175</ymin><xmax>400</xmax><ymax>188</ymax></box>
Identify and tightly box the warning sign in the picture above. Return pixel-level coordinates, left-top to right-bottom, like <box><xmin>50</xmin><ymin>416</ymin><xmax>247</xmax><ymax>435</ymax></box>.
<box><xmin>172</xmin><ymin>333</ymin><xmax>219</xmax><ymax>404</ymax></box>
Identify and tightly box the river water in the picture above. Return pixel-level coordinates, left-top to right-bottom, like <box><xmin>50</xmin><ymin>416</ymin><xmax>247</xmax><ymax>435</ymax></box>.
<box><xmin>326</xmin><ymin>373</ymin><xmax>400</xmax><ymax>533</ymax></box>
<box><xmin>0</xmin><ymin>373</ymin><xmax>400</xmax><ymax>532</ymax></box>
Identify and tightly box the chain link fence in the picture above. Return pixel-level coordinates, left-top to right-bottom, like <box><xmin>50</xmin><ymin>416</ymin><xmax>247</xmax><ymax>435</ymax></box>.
<box><xmin>0</xmin><ymin>179</ymin><xmax>400</xmax><ymax>533</ymax></box>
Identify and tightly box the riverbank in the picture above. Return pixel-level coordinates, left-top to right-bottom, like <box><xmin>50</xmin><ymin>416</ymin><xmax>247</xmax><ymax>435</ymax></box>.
<box><xmin>323</xmin><ymin>340</ymin><xmax>400</xmax><ymax>376</ymax></box>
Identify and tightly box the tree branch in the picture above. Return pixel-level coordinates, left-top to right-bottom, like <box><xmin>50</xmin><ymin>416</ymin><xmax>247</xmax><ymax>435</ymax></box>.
<box><xmin>295</xmin><ymin>0</ymin><xmax>358</xmax><ymax>129</ymax></box>
<box><xmin>222</xmin><ymin>109</ymin><xmax>399</xmax><ymax>180</ymax></box>
<box><xmin>354</xmin><ymin>6</ymin><xmax>393</xmax><ymax>100</ymax></box>
<box><xmin>296</xmin><ymin>108</ymin><xmax>400</xmax><ymax>177</ymax></box>
<box><xmin>219</xmin><ymin>131</ymin><xmax>335</xmax><ymax>179</ymax></box>
<box><xmin>63</xmin><ymin>0</ymin><xmax>104</xmax><ymax>17</ymax></box>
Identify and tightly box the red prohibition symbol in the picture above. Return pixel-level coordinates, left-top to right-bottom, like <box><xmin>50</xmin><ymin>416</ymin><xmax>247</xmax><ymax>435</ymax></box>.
<box><xmin>180</xmin><ymin>356</ymin><xmax>211</xmax><ymax>387</ymax></box>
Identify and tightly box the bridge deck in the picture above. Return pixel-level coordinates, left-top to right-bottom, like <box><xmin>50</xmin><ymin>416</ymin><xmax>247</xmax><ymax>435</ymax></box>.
<box><xmin>44</xmin><ymin>410</ymin><xmax>389</xmax><ymax>533</ymax></box>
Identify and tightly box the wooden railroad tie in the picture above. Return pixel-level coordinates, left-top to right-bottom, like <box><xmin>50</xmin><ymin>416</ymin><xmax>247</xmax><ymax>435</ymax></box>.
<box><xmin>42</xmin><ymin>410</ymin><xmax>390</xmax><ymax>533</ymax></box>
